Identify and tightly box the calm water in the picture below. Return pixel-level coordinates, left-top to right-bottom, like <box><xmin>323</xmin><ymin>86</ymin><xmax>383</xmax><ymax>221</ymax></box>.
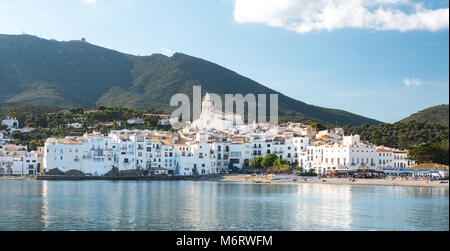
<box><xmin>0</xmin><ymin>180</ymin><xmax>448</xmax><ymax>231</ymax></box>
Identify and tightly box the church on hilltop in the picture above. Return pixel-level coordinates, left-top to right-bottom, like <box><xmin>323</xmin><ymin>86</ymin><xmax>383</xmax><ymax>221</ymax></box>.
<box><xmin>190</xmin><ymin>93</ymin><xmax>244</xmax><ymax>131</ymax></box>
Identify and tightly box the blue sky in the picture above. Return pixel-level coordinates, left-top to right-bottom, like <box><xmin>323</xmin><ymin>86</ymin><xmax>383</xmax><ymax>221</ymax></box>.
<box><xmin>0</xmin><ymin>0</ymin><xmax>448</xmax><ymax>123</ymax></box>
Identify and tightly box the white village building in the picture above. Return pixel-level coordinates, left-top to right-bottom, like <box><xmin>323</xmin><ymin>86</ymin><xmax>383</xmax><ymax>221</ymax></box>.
<box><xmin>2</xmin><ymin>117</ymin><xmax>19</xmax><ymax>128</ymax></box>
<box><xmin>0</xmin><ymin>137</ymin><xmax>43</xmax><ymax>175</ymax></box>
<box><xmin>190</xmin><ymin>93</ymin><xmax>244</xmax><ymax>131</ymax></box>
<box><xmin>305</xmin><ymin>135</ymin><xmax>415</xmax><ymax>175</ymax></box>
<box><xmin>43</xmin><ymin>95</ymin><xmax>416</xmax><ymax>177</ymax></box>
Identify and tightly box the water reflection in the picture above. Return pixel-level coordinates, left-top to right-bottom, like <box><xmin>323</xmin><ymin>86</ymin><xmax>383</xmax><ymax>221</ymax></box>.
<box><xmin>291</xmin><ymin>184</ymin><xmax>353</xmax><ymax>230</ymax></box>
<box><xmin>0</xmin><ymin>180</ymin><xmax>448</xmax><ymax>231</ymax></box>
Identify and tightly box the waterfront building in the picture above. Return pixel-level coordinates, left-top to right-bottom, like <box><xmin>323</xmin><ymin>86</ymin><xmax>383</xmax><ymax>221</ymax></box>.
<box><xmin>306</xmin><ymin>135</ymin><xmax>415</xmax><ymax>175</ymax></box>
<box><xmin>42</xmin><ymin>96</ymin><xmax>416</xmax><ymax>177</ymax></box>
<box><xmin>393</xmin><ymin>150</ymin><xmax>415</xmax><ymax>169</ymax></box>
<box><xmin>0</xmin><ymin>140</ymin><xmax>43</xmax><ymax>175</ymax></box>
<box><xmin>43</xmin><ymin>126</ymin><xmax>417</xmax><ymax>177</ymax></box>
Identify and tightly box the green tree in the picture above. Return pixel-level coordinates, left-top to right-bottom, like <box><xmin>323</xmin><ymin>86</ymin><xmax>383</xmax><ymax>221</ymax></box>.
<box><xmin>250</xmin><ymin>157</ymin><xmax>263</xmax><ymax>170</ymax></box>
<box><xmin>261</xmin><ymin>154</ymin><xmax>281</xmax><ymax>170</ymax></box>
<box><xmin>398</xmin><ymin>134</ymin><xmax>409</xmax><ymax>150</ymax></box>
<box><xmin>311</xmin><ymin>122</ymin><xmax>326</xmax><ymax>131</ymax></box>
<box><xmin>409</xmin><ymin>143</ymin><xmax>449</xmax><ymax>165</ymax></box>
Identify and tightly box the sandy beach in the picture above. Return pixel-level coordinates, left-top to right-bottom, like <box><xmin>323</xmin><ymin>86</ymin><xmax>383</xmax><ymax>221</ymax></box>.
<box><xmin>212</xmin><ymin>174</ymin><xmax>450</xmax><ymax>188</ymax></box>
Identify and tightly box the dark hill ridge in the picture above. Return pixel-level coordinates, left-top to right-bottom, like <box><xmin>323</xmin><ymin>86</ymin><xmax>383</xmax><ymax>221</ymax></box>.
<box><xmin>400</xmin><ymin>105</ymin><xmax>449</xmax><ymax>126</ymax></box>
<box><xmin>0</xmin><ymin>34</ymin><xmax>381</xmax><ymax>126</ymax></box>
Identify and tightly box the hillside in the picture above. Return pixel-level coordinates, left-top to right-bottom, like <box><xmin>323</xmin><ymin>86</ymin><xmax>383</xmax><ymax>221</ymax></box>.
<box><xmin>0</xmin><ymin>34</ymin><xmax>381</xmax><ymax>126</ymax></box>
<box><xmin>400</xmin><ymin>105</ymin><xmax>449</xmax><ymax>126</ymax></box>
<box><xmin>0</xmin><ymin>103</ymin><xmax>62</xmax><ymax>116</ymax></box>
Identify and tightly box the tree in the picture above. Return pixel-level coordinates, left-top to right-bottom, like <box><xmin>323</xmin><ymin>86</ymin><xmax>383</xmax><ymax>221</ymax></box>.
<box><xmin>295</xmin><ymin>165</ymin><xmax>304</xmax><ymax>172</ymax></box>
<box><xmin>311</xmin><ymin>122</ymin><xmax>326</xmax><ymax>131</ymax></box>
<box><xmin>261</xmin><ymin>154</ymin><xmax>280</xmax><ymax>170</ymax></box>
<box><xmin>250</xmin><ymin>157</ymin><xmax>263</xmax><ymax>170</ymax></box>
<box><xmin>398</xmin><ymin>134</ymin><xmax>408</xmax><ymax>150</ymax></box>
<box><xmin>409</xmin><ymin>143</ymin><xmax>449</xmax><ymax>165</ymax></box>
<box><xmin>280</xmin><ymin>158</ymin><xmax>289</xmax><ymax>165</ymax></box>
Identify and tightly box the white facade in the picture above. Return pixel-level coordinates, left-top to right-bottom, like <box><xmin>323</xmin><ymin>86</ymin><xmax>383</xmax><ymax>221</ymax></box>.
<box><xmin>67</xmin><ymin>122</ymin><xmax>83</xmax><ymax>129</ymax></box>
<box><xmin>0</xmin><ymin>133</ymin><xmax>11</xmax><ymax>145</ymax></box>
<box><xmin>43</xmin><ymin>127</ymin><xmax>419</xmax><ymax>177</ymax></box>
<box><xmin>127</xmin><ymin>118</ymin><xmax>145</xmax><ymax>125</ymax></box>
<box><xmin>41</xmin><ymin>96</ymin><xmax>418</xmax><ymax>177</ymax></box>
<box><xmin>393</xmin><ymin>151</ymin><xmax>415</xmax><ymax>169</ymax></box>
<box><xmin>2</xmin><ymin>117</ymin><xmax>19</xmax><ymax>128</ymax></box>
<box><xmin>0</xmin><ymin>140</ymin><xmax>43</xmax><ymax>175</ymax></box>
<box><xmin>44</xmin><ymin>130</ymin><xmax>221</xmax><ymax>176</ymax></box>
<box><xmin>190</xmin><ymin>93</ymin><xmax>244</xmax><ymax>131</ymax></box>
<box><xmin>306</xmin><ymin>135</ymin><xmax>416</xmax><ymax>175</ymax></box>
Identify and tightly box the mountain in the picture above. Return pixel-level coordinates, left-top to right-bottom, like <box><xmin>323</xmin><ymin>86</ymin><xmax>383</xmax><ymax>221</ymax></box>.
<box><xmin>400</xmin><ymin>105</ymin><xmax>449</xmax><ymax>126</ymax></box>
<box><xmin>0</xmin><ymin>34</ymin><xmax>381</xmax><ymax>126</ymax></box>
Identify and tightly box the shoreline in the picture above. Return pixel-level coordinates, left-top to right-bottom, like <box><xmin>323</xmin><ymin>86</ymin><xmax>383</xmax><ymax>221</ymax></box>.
<box><xmin>0</xmin><ymin>176</ymin><xmax>38</xmax><ymax>181</ymax></box>
<box><xmin>209</xmin><ymin>174</ymin><xmax>450</xmax><ymax>188</ymax></box>
<box><xmin>1</xmin><ymin>174</ymin><xmax>449</xmax><ymax>188</ymax></box>
<box><xmin>34</xmin><ymin>174</ymin><xmax>223</xmax><ymax>181</ymax></box>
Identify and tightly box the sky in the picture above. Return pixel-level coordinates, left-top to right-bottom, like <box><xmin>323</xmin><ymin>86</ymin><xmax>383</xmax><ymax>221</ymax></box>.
<box><xmin>0</xmin><ymin>0</ymin><xmax>448</xmax><ymax>123</ymax></box>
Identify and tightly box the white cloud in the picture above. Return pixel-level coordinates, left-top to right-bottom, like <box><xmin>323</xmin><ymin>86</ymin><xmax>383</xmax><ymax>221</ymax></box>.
<box><xmin>404</xmin><ymin>78</ymin><xmax>422</xmax><ymax>86</ymax></box>
<box><xmin>83</xmin><ymin>0</ymin><xmax>97</xmax><ymax>4</ymax></box>
<box><xmin>161</xmin><ymin>47</ymin><xmax>174</xmax><ymax>57</ymax></box>
<box><xmin>233</xmin><ymin>0</ymin><xmax>449</xmax><ymax>33</ymax></box>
